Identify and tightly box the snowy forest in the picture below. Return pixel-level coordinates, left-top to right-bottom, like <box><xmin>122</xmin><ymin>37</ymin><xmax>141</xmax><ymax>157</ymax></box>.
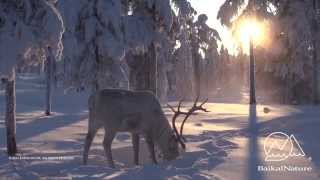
<box><xmin>0</xmin><ymin>0</ymin><xmax>320</xmax><ymax>179</ymax></box>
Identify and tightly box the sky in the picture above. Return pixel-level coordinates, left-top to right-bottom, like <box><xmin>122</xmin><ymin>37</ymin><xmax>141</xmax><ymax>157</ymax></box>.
<box><xmin>189</xmin><ymin>0</ymin><xmax>237</xmax><ymax>54</ymax></box>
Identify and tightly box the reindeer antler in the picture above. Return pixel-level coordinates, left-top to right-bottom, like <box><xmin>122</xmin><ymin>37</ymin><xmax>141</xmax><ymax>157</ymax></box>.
<box><xmin>168</xmin><ymin>96</ymin><xmax>210</xmax><ymax>149</ymax></box>
<box><xmin>179</xmin><ymin>97</ymin><xmax>209</xmax><ymax>141</ymax></box>
<box><xmin>167</xmin><ymin>99</ymin><xmax>187</xmax><ymax>149</ymax></box>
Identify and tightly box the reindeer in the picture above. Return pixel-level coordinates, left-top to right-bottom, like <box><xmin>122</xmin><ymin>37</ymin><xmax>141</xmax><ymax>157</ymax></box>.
<box><xmin>83</xmin><ymin>89</ymin><xmax>208</xmax><ymax>168</ymax></box>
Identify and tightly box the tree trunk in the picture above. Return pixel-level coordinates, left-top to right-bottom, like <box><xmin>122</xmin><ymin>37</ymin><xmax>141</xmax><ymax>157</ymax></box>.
<box><xmin>156</xmin><ymin>55</ymin><xmax>169</xmax><ymax>102</ymax></box>
<box><xmin>129</xmin><ymin>44</ymin><xmax>157</xmax><ymax>95</ymax></box>
<box><xmin>192</xmin><ymin>35</ymin><xmax>201</xmax><ymax>98</ymax></box>
<box><xmin>312</xmin><ymin>43</ymin><xmax>318</xmax><ymax>104</ymax></box>
<box><xmin>205</xmin><ymin>60</ymin><xmax>210</xmax><ymax>97</ymax></box>
<box><xmin>249</xmin><ymin>37</ymin><xmax>256</xmax><ymax>104</ymax></box>
<box><xmin>312</xmin><ymin>2</ymin><xmax>319</xmax><ymax>105</ymax></box>
<box><xmin>45</xmin><ymin>53</ymin><xmax>53</xmax><ymax>116</ymax></box>
<box><xmin>53</xmin><ymin>59</ymin><xmax>58</xmax><ymax>89</ymax></box>
<box><xmin>175</xmin><ymin>52</ymin><xmax>194</xmax><ymax>100</ymax></box>
<box><xmin>145</xmin><ymin>44</ymin><xmax>157</xmax><ymax>94</ymax></box>
<box><xmin>193</xmin><ymin>54</ymin><xmax>200</xmax><ymax>98</ymax></box>
<box><xmin>5</xmin><ymin>69</ymin><xmax>17</xmax><ymax>156</ymax></box>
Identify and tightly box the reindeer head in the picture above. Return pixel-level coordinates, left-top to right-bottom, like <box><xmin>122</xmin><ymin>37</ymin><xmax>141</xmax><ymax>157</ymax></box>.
<box><xmin>155</xmin><ymin>96</ymin><xmax>209</xmax><ymax>161</ymax></box>
<box><xmin>168</xmin><ymin>96</ymin><xmax>209</xmax><ymax>150</ymax></box>
<box><xmin>159</xmin><ymin>130</ymin><xmax>180</xmax><ymax>161</ymax></box>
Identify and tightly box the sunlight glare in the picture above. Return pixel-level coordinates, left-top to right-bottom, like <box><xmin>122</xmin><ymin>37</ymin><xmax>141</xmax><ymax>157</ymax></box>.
<box><xmin>236</xmin><ymin>18</ymin><xmax>269</xmax><ymax>53</ymax></box>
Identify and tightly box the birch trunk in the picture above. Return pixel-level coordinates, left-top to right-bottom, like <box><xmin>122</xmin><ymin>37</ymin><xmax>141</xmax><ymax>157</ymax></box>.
<box><xmin>5</xmin><ymin>69</ymin><xmax>17</xmax><ymax>156</ymax></box>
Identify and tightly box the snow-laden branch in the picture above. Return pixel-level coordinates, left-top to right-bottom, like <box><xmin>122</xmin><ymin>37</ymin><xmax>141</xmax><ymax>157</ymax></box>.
<box><xmin>0</xmin><ymin>0</ymin><xmax>64</xmax><ymax>78</ymax></box>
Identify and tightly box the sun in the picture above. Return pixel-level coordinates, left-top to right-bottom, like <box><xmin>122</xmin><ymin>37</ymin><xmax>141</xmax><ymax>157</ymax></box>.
<box><xmin>239</xmin><ymin>20</ymin><xmax>262</xmax><ymax>44</ymax></box>
<box><xmin>235</xmin><ymin>18</ymin><xmax>268</xmax><ymax>53</ymax></box>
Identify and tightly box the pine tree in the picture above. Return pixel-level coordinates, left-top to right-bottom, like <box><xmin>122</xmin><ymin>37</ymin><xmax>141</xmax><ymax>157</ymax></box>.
<box><xmin>218</xmin><ymin>0</ymin><xmax>319</xmax><ymax>104</ymax></box>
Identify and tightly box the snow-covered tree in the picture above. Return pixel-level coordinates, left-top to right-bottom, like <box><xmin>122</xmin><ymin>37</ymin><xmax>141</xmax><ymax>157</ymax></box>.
<box><xmin>191</xmin><ymin>14</ymin><xmax>220</xmax><ymax>97</ymax></box>
<box><xmin>58</xmin><ymin>0</ymin><xmax>174</xmax><ymax>101</ymax></box>
<box><xmin>124</xmin><ymin>0</ymin><xmax>173</xmax><ymax>99</ymax></box>
<box><xmin>0</xmin><ymin>0</ymin><xmax>64</xmax><ymax>77</ymax></box>
<box><xmin>170</xmin><ymin>0</ymin><xmax>197</xmax><ymax>99</ymax></box>
<box><xmin>0</xmin><ymin>0</ymin><xmax>64</xmax><ymax>155</ymax></box>
<box><xmin>218</xmin><ymin>0</ymin><xmax>320</xmax><ymax>104</ymax></box>
<box><xmin>261</xmin><ymin>1</ymin><xmax>319</xmax><ymax>103</ymax></box>
<box><xmin>58</xmin><ymin>0</ymin><xmax>220</xmax><ymax>102</ymax></box>
<box><xmin>57</xmin><ymin>0</ymin><xmax>126</xmax><ymax>91</ymax></box>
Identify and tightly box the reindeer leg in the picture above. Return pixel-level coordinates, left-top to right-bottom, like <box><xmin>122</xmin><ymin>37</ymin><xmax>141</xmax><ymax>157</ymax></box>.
<box><xmin>103</xmin><ymin>128</ymin><xmax>116</xmax><ymax>168</ymax></box>
<box><xmin>83</xmin><ymin>127</ymin><xmax>98</xmax><ymax>165</ymax></box>
<box><xmin>132</xmin><ymin>133</ymin><xmax>140</xmax><ymax>165</ymax></box>
<box><xmin>145</xmin><ymin>136</ymin><xmax>157</xmax><ymax>164</ymax></box>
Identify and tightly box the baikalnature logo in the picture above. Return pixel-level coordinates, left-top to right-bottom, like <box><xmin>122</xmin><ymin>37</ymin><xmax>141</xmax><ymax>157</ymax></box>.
<box><xmin>264</xmin><ymin>132</ymin><xmax>305</xmax><ymax>162</ymax></box>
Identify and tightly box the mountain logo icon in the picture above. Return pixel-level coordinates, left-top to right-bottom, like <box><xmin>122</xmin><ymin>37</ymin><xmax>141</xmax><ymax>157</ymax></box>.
<box><xmin>263</xmin><ymin>132</ymin><xmax>305</xmax><ymax>162</ymax></box>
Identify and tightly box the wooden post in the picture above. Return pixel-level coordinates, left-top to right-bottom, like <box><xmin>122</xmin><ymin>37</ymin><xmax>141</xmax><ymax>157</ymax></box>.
<box><xmin>5</xmin><ymin>69</ymin><xmax>17</xmax><ymax>156</ymax></box>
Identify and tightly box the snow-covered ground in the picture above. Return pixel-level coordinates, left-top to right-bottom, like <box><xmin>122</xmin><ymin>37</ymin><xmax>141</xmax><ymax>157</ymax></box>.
<box><xmin>0</xmin><ymin>74</ymin><xmax>319</xmax><ymax>180</ymax></box>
